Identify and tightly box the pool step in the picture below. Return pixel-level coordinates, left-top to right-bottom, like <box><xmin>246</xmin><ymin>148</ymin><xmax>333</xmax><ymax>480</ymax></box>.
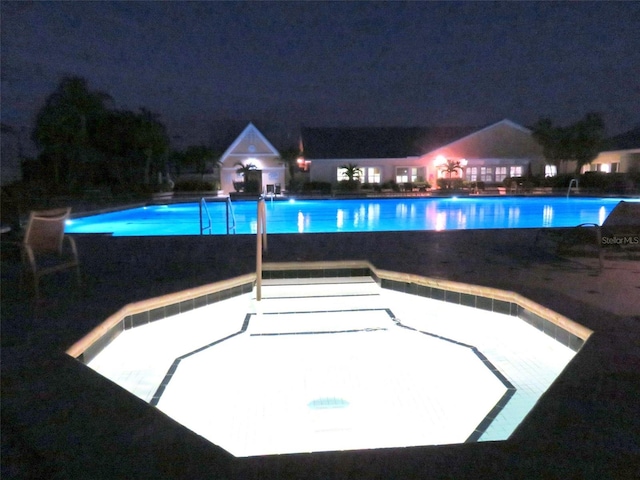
<box><xmin>254</xmin><ymin>277</ymin><xmax>384</xmax><ymax>315</ymax></box>
<box><xmin>258</xmin><ymin>276</ymin><xmax>379</xmax><ymax>299</ymax></box>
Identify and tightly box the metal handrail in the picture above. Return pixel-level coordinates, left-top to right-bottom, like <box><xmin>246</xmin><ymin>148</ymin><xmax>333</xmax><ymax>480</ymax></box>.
<box><xmin>199</xmin><ymin>197</ymin><xmax>212</xmax><ymax>235</ymax></box>
<box><xmin>567</xmin><ymin>178</ymin><xmax>579</xmax><ymax>198</ymax></box>
<box><xmin>226</xmin><ymin>196</ymin><xmax>237</xmax><ymax>234</ymax></box>
<box><xmin>256</xmin><ymin>197</ymin><xmax>267</xmax><ymax>301</ymax></box>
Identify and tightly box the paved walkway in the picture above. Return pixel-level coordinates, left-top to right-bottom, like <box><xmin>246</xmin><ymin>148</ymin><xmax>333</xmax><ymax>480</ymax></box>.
<box><xmin>2</xmin><ymin>229</ymin><xmax>639</xmax><ymax>478</ymax></box>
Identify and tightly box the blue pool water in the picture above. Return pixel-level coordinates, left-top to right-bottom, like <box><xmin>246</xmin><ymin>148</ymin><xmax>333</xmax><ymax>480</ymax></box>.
<box><xmin>65</xmin><ymin>197</ymin><xmax>639</xmax><ymax>236</ymax></box>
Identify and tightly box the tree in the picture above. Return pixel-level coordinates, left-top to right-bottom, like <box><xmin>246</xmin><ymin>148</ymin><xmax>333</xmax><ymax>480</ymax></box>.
<box><xmin>572</xmin><ymin>112</ymin><xmax>605</xmax><ymax>174</ymax></box>
<box><xmin>93</xmin><ymin>108</ymin><xmax>169</xmax><ymax>189</ymax></box>
<box><xmin>339</xmin><ymin>163</ymin><xmax>362</xmax><ymax>182</ymax></box>
<box><xmin>235</xmin><ymin>161</ymin><xmax>257</xmax><ymax>177</ymax></box>
<box><xmin>134</xmin><ymin>108</ymin><xmax>170</xmax><ymax>185</ymax></box>
<box><xmin>278</xmin><ymin>146</ymin><xmax>302</xmax><ymax>176</ymax></box>
<box><xmin>183</xmin><ymin>145</ymin><xmax>220</xmax><ymax>181</ymax></box>
<box><xmin>235</xmin><ymin>162</ymin><xmax>259</xmax><ymax>193</ymax></box>
<box><xmin>438</xmin><ymin>159</ymin><xmax>464</xmax><ymax>189</ymax></box>
<box><xmin>32</xmin><ymin>76</ymin><xmax>112</xmax><ymax>190</ymax></box>
<box><xmin>532</xmin><ymin>113</ymin><xmax>605</xmax><ymax>174</ymax></box>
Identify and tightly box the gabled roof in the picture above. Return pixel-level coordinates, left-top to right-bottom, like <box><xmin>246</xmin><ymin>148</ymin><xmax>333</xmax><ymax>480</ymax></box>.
<box><xmin>301</xmin><ymin>126</ymin><xmax>477</xmax><ymax>159</ymax></box>
<box><xmin>604</xmin><ymin>127</ymin><xmax>640</xmax><ymax>151</ymax></box>
<box><xmin>220</xmin><ymin>122</ymin><xmax>280</xmax><ymax>162</ymax></box>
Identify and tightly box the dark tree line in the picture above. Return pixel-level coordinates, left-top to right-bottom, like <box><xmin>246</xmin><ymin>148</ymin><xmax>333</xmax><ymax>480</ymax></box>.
<box><xmin>532</xmin><ymin>112</ymin><xmax>605</xmax><ymax>174</ymax></box>
<box><xmin>30</xmin><ymin>76</ymin><xmax>170</xmax><ymax>194</ymax></box>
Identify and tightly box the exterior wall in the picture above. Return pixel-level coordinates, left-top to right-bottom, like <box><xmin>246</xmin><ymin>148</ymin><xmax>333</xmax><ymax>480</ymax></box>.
<box><xmin>587</xmin><ymin>149</ymin><xmax>640</xmax><ymax>173</ymax></box>
<box><xmin>218</xmin><ymin>123</ymin><xmax>285</xmax><ymax>194</ymax></box>
<box><xmin>420</xmin><ymin>121</ymin><xmax>546</xmax><ymax>184</ymax></box>
<box><xmin>311</xmin><ymin>158</ymin><xmax>408</xmax><ymax>184</ymax></box>
<box><xmin>220</xmin><ymin>161</ymin><xmax>285</xmax><ymax>194</ymax></box>
<box><xmin>307</xmin><ymin>120</ymin><xmax>547</xmax><ymax>187</ymax></box>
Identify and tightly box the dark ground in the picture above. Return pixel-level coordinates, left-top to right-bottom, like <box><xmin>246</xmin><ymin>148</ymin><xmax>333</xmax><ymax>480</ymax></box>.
<box><xmin>2</xmin><ymin>229</ymin><xmax>640</xmax><ymax>479</ymax></box>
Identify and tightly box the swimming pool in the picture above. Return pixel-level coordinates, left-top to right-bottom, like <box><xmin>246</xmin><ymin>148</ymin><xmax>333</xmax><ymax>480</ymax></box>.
<box><xmin>65</xmin><ymin>197</ymin><xmax>639</xmax><ymax>236</ymax></box>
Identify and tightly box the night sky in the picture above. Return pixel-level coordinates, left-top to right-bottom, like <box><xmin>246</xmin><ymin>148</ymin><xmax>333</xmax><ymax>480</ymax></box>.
<box><xmin>2</xmin><ymin>1</ymin><xmax>639</xmax><ymax>150</ymax></box>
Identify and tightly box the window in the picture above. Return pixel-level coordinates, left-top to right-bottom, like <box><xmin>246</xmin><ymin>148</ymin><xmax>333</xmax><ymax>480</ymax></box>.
<box><xmin>337</xmin><ymin>166</ymin><xmax>363</xmax><ymax>182</ymax></box>
<box><xmin>545</xmin><ymin>165</ymin><xmax>557</xmax><ymax>177</ymax></box>
<box><xmin>599</xmin><ymin>164</ymin><xmax>611</xmax><ymax>173</ymax></box>
<box><xmin>467</xmin><ymin>167</ymin><xmax>478</xmax><ymax>182</ymax></box>
<box><xmin>510</xmin><ymin>166</ymin><xmax>523</xmax><ymax>178</ymax></box>
<box><xmin>480</xmin><ymin>167</ymin><xmax>493</xmax><ymax>182</ymax></box>
<box><xmin>396</xmin><ymin>167</ymin><xmax>409</xmax><ymax>183</ymax></box>
<box><xmin>396</xmin><ymin>167</ymin><xmax>425</xmax><ymax>183</ymax></box>
<box><xmin>611</xmin><ymin>163</ymin><xmax>619</xmax><ymax>173</ymax></box>
<box><xmin>495</xmin><ymin>167</ymin><xmax>508</xmax><ymax>182</ymax></box>
<box><xmin>365</xmin><ymin>167</ymin><xmax>381</xmax><ymax>183</ymax></box>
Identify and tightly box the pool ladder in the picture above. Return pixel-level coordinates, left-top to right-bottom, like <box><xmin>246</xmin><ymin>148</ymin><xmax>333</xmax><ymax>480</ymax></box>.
<box><xmin>199</xmin><ymin>198</ymin><xmax>212</xmax><ymax>235</ymax></box>
<box><xmin>567</xmin><ymin>178</ymin><xmax>578</xmax><ymax>198</ymax></box>
<box><xmin>199</xmin><ymin>197</ymin><xmax>237</xmax><ymax>235</ymax></box>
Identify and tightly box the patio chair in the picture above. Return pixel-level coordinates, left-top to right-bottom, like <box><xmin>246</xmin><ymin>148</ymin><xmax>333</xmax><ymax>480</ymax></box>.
<box><xmin>21</xmin><ymin>207</ymin><xmax>81</xmax><ymax>300</ymax></box>
<box><xmin>554</xmin><ymin>201</ymin><xmax>640</xmax><ymax>267</ymax></box>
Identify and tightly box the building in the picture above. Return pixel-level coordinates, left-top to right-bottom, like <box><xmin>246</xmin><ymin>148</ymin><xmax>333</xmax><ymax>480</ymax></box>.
<box><xmin>302</xmin><ymin>119</ymin><xmax>546</xmax><ymax>188</ymax></box>
<box><xmin>218</xmin><ymin>123</ymin><xmax>286</xmax><ymax>194</ymax></box>
<box><xmin>586</xmin><ymin>127</ymin><xmax>640</xmax><ymax>174</ymax></box>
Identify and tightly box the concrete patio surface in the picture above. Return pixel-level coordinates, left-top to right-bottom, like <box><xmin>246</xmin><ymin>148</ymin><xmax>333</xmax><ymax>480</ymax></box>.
<box><xmin>2</xmin><ymin>229</ymin><xmax>639</xmax><ymax>478</ymax></box>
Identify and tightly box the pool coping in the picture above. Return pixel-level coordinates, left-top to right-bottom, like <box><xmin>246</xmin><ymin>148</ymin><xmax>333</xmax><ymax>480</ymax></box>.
<box><xmin>66</xmin><ymin>260</ymin><xmax>592</xmax><ymax>365</ymax></box>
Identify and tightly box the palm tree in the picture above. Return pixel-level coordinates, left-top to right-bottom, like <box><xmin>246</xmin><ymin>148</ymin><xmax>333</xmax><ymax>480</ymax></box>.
<box><xmin>235</xmin><ymin>161</ymin><xmax>257</xmax><ymax>178</ymax></box>
<box><xmin>439</xmin><ymin>159</ymin><xmax>463</xmax><ymax>189</ymax></box>
<box><xmin>234</xmin><ymin>162</ymin><xmax>258</xmax><ymax>192</ymax></box>
<box><xmin>339</xmin><ymin>163</ymin><xmax>362</xmax><ymax>182</ymax></box>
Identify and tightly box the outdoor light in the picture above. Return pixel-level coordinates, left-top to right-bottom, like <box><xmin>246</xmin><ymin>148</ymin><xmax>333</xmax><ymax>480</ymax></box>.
<box><xmin>460</xmin><ymin>159</ymin><xmax>468</xmax><ymax>167</ymax></box>
<box><xmin>435</xmin><ymin>155</ymin><xmax>447</xmax><ymax>165</ymax></box>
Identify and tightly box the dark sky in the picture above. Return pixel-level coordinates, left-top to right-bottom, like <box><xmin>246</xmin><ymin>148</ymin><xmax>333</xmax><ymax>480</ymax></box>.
<box><xmin>2</xmin><ymin>1</ymin><xmax>639</xmax><ymax>150</ymax></box>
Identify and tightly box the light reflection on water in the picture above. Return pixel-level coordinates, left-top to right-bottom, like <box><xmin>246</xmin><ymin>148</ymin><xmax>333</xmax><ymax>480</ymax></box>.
<box><xmin>65</xmin><ymin>197</ymin><xmax>638</xmax><ymax>236</ymax></box>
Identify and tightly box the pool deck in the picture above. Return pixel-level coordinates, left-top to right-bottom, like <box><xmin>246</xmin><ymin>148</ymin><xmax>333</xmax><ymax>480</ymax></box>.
<box><xmin>2</xmin><ymin>229</ymin><xmax>639</xmax><ymax>478</ymax></box>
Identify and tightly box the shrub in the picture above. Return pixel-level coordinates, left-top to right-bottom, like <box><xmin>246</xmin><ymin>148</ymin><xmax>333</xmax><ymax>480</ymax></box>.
<box><xmin>336</xmin><ymin>179</ymin><xmax>360</xmax><ymax>191</ymax></box>
<box><xmin>381</xmin><ymin>180</ymin><xmax>400</xmax><ymax>192</ymax></box>
<box><xmin>174</xmin><ymin>180</ymin><xmax>215</xmax><ymax>191</ymax></box>
<box><xmin>302</xmin><ymin>181</ymin><xmax>332</xmax><ymax>194</ymax></box>
<box><xmin>436</xmin><ymin>178</ymin><xmax>464</xmax><ymax>190</ymax></box>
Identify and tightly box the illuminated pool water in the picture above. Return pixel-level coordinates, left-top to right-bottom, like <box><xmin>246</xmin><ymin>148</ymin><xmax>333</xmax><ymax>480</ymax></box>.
<box><xmin>72</xmin><ymin>263</ymin><xmax>590</xmax><ymax>457</ymax></box>
<box><xmin>65</xmin><ymin>197</ymin><xmax>639</xmax><ymax>236</ymax></box>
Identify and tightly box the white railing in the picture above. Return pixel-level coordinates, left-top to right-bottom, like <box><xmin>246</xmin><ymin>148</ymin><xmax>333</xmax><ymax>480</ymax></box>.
<box><xmin>255</xmin><ymin>197</ymin><xmax>267</xmax><ymax>301</ymax></box>
<box><xmin>567</xmin><ymin>178</ymin><xmax>579</xmax><ymax>198</ymax></box>
<box><xmin>226</xmin><ymin>196</ymin><xmax>237</xmax><ymax>234</ymax></box>
<box><xmin>199</xmin><ymin>198</ymin><xmax>212</xmax><ymax>235</ymax></box>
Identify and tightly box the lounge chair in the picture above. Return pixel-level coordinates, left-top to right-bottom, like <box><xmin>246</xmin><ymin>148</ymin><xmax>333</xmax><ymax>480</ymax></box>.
<box><xmin>21</xmin><ymin>207</ymin><xmax>81</xmax><ymax>300</ymax></box>
<box><xmin>553</xmin><ymin>201</ymin><xmax>640</xmax><ymax>267</ymax></box>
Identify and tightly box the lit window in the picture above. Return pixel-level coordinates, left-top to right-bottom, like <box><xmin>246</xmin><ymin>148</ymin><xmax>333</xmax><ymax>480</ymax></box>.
<box><xmin>366</xmin><ymin>167</ymin><xmax>381</xmax><ymax>183</ymax></box>
<box><xmin>397</xmin><ymin>167</ymin><xmax>425</xmax><ymax>183</ymax></box>
<box><xmin>396</xmin><ymin>167</ymin><xmax>409</xmax><ymax>183</ymax></box>
<box><xmin>545</xmin><ymin>165</ymin><xmax>557</xmax><ymax>177</ymax></box>
<box><xmin>510</xmin><ymin>166</ymin><xmax>523</xmax><ymax>177</ymax></box>
<box><xmin>467</xmin><ymin>167</ymin><xmax>478</xmax><ymax>182</ymax></box>
<box><xmin>480</xmin><ymin>167</ymin><xmax>493</xmax><ymax>182</ymax></box>
<box><xmin>495</xmin><ymin>167</ymin><xmax>508</xmax><ymax>182</ymax></box>
<box><xmin>599</xmin><ymin>164</ymin><xmax>611</xmax><ymax>173</ymax></box>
